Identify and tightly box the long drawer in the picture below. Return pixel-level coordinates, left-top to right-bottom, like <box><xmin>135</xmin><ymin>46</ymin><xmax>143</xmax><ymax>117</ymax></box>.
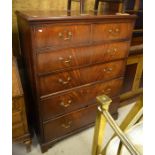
<box><xmin>41</xmin><ymin>78</ymin><xmax>123</xmax><ymax>121</ymax></box>
<box><xmin>43</xmin><ymin>104</ymin><xmax>97</xmax><ymax>142</ymax></box>
<box><xmin>37</xmin><ymin>41</ymin><xmax>130</xmax><ymax>74</ymax></box>
<box><xmin>39</xmin><ymin>60</ymin><xmax>126</xmax><ymax>96</ymax></box>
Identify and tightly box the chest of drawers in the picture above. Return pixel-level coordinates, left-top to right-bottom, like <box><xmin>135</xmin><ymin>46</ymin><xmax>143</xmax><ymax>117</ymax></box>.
<box><xmin>16</xmin><ymin>10</ymin><xmax>136</xmax><ymax>152</ymax></box>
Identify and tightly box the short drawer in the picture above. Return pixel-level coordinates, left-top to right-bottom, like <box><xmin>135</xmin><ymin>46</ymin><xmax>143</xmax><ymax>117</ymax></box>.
<box><xmin>41</xmin><ymin>78</ymin><xmax>123</xmax><ymax>120</ymax></box>
<box><xmin>43</xmin><ymin>104</ymin><xmax>97</xmax><ymax>142</ymax></box>
<box><xmin>37</xmin><ymin>41</ymin><xmax>130</xmax><ymax>74</ymax></box>
<box><xmin>39</xmin><ymin>60</ymin><xmax>126</xmax><ymax>96</ymax></box>
<box><xmin>34</xmin><ymin>24</ymin><xmax>91</xmax><ymax>49</ymax></box>
<box><xmin>92</xmin><ymin>22</ymin><xmax>133</xmax><ymax>42</ymax></box>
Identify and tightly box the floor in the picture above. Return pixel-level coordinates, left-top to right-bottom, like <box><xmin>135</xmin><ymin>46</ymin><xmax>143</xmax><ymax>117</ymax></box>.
<box><xmin>12</xmin><ymin>103</ymin><xmax>135</xmax><ymax>155</ymax></box>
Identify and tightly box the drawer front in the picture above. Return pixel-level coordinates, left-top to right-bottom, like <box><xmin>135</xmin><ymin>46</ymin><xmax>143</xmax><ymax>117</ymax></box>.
<box><xmin>37</xmin><ymin>41</ymin><xmax>130</xmax><ymax>74</ymax></box>
<box><xmin>92</xmin><ymin>23</ymin><xmax>133</xmax><ymax>42</ymax></box>
<box><xmin>39</xmin><ymin>60</ymin><xmax>126</xmax><ymax>96</ymax></box>
<box><xmin>34</xmin><ymin>24</ymin><xmax>91</xmax><ymax>49</ymax></box>
<box><xmin>41</xmin><ymin>78</ymin><xmax>123</xmax><ymax>120</ymax></box>
<box><xmin>43</xmin><ymin>104</ymin><xmax>97</xmax><ymax>142</ymax></box>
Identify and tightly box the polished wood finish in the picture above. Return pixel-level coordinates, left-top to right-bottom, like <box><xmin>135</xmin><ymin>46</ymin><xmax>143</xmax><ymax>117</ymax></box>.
<box><xmin>92</xmin><ymin>22</ymin><xmax>133</xmax><ymax>42</ymax></box>
<box><xmin>41</xmin><ymin>78</ymin><xmax>123</xmax><ymax>120</ymax></box>
<box><xmin>37</xmin><ymin>41</ymin><xmax>130</xmax><ymax>74</ymax></box>
<box><xmin>12</xmin><ymin>57</ymin><xmax>31</xmax><ymax>152</ymax></box>
<box><xmin>39</xmin><ymin>60</ymin><xmax>125</xmax><ymax>96</ymax></box>
<box><xmin>33</xmin><ymin>22</ymin><xmax>133</xmax><ymax>51</ymax></box>
<box><xmin>44</xmin><ymin>104</ymin><xmax>97</xmax><ymax>141</ymax></box>
<box><xmin>16</xmin><ymin>10</ymin><xmax>136</xmax><ymax>21</ymax></box>
<box><xmin>34</xmin><ymin>24</ymin><xmax>91</xmax><ymax>49</ymax></box>
<box><xmin>16</xmin><ymin>10</ymin><xmax>135</xmax><ymax>152</ymax></box>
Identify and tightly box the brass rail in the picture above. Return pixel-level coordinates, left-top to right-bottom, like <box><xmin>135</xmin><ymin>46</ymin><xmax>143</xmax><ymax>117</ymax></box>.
<box><xmin>98</xmin><ymin>106</ymin><xmax>141</xmax><ymax>155</ymax></box>
<box><xmin>92</xmin><ymin>95</ymin><xmax>142</xmax><ymax>155</ymax></box>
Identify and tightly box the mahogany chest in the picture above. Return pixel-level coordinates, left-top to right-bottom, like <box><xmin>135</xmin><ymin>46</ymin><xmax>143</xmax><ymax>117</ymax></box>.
<box><xmin>16</xmin><ymin>10</ymin><xmax>136</xmax><ymax>152</ymax></box>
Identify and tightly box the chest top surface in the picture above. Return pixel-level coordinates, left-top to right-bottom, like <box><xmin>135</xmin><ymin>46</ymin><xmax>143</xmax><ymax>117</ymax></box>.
<box><xmin>16</xmin><ymin>10</ymin><xmax>136</xmax><ymax>23</ymax></box>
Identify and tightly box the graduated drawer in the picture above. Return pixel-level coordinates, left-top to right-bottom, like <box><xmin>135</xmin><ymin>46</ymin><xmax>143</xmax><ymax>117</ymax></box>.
<box><xmin>92</xmin><ymin>22</ymin><xmax>133</xmax><ymax>42</ymax></box>
<box><xmin>34</xmin><ymin>24</ymin><xmax>91</xmax><ymax>49</ymax></box>
<box><xmin>41</xmin><ymin>78</ymin><xmax>123</xmax><ymax>121</ymax></box>
<box><xmin>39</xmin><ymin>60</ymin><xmax>126</xmax><ymax>96</ymax></box>
<box><xmin>43</xmin><ymin>104</ymin><xmax>97</xmax><ymax>142</ymax></box>
<box><xmin>37</xmin><ymin>41</ymin><xmax>130</xmax><ymax>74</ymax></box>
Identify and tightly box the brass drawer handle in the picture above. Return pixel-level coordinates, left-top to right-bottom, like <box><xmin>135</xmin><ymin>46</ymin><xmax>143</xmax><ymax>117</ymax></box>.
<box><xmin>108</xmin><ymin>28</ymin><xmax>120</xmax><ymax>34</ymax></box>
<box><xmin>115</xmin><ymin>28</ymin><xmax>120</xmax><ymax>33</ymax></box>
<box><xmin>59</xmin><ymin>56</ymin><xmax>72</xmax><ymax>65</ymax></box>
<box><xmin>60</xmin><ymin>100</ymin><xmax>72</xmax><ymax>108</ymax></box>
<box><xmin>58</xmin><ymin>31</ymin><xmax>72</xmax><ymax>41</ymax></box>
<box><xmin>58</xmin><ymin>77</ymin><xmax>71</xmax><ymax>85</ymax></box>
<box><xmin>108</xmin><ymin>29</ymin><xmax>113</xmax><ymax>33</ymax></box>
<box><xmin>107</xmin><ymin>48</ymin><xmax>117</xmax><ymax>53</ymax></box>
<box><xmin>103</xmin><ymin>68</ymin><xmax>113</xmax><ymax>73</ymax></box>
<box><xmin>113</xmin><ymin>48</ymin><xmax>117</xmax><ymax>52</ymax></box>
<box><xmin>61</xmin><ymin>121</ymin><xmax>72</xmax><ymax>129</ymax></box>
<box><xmin>58</xmin><ymin>32</ymin><xmax>63</xmax><ymax>38</ymax></box>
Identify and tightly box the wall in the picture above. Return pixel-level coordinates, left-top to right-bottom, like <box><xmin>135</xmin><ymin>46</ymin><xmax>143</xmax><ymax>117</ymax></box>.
<box><xmin>13</xmin><ymin>0</ymin><xmax>101</xmax><ymax>56</ymax></box>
